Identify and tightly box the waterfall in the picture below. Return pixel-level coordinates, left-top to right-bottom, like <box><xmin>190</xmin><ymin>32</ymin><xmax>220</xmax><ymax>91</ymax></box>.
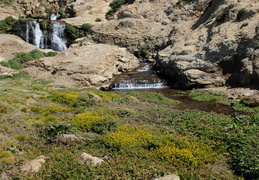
<box><xmin>113</xmin><ymin>63</ymin><xmax>167</xmax><ymax>90</ymax></box>
<box><xmin>51</xmin><ymin>22</ymin><xmax>67</xmax><ymax>51</ymax></box>
<box><xmin>23</xmin><ymin>20</ymin><xmax>67</xmax><ymax>51</ymax></box>
<box><xmin>26</xmin><ymin>21</ymin><xmax>44</xmax><ymax>49</ymax></box>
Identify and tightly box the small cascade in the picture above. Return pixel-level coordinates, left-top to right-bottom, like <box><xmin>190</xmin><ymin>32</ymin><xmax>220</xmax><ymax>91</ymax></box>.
<box><xmin>49</xmin><ymin>13</ymin><xmax>61</xmax><ymax>20</ymax></box>
<box><xmin>113</xmin><ymin>62</ymin><xmax>168</xmax><ymax>90</ymax></box>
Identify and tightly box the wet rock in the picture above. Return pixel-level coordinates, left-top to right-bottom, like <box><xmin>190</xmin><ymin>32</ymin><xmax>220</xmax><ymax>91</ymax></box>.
<box><xmin>78</xmin><ymin>153</ymin><xmax>104</xmax><ymax>166</ymax></box>
<box><xmin>20</xmin><ymin>155</ymin><xmax>47</xmax><ymax>173</ymax></box>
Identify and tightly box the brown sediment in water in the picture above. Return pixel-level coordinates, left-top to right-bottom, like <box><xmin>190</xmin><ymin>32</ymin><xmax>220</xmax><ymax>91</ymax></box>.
<box><xmin>136</xmin><ymin>88</ymin><xmax>243</xmax><ymax>116</ymax></box>
<box><xmin>112</xmin><ymin>63</ymin><xmax>250</xmax><ymax>115</ymax></box>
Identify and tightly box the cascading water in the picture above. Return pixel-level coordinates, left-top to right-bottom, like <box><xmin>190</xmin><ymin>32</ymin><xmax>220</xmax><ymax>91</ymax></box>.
<box><xmin>113</xmin><ymin>62</ymin><xmax>167</xmax><ymax>90</ymax></box>
<box><xmin>26</xmin><ymin>21</ymin><xmax>44</xmax><ymax>49</ymax></box>
<box><xmin>49</xmin><ymin>13</ymin><xmax>60</xmax><ymax>20</ymax></box>
<box><xmin>51</xmin><ymin>22</ymin><xmax>67</xmax><ymax>51</ymax></box>
<box><xmin>14</xmin><ymin>13</ymin><xmax>67</xmax><ymax>51</ymax></box>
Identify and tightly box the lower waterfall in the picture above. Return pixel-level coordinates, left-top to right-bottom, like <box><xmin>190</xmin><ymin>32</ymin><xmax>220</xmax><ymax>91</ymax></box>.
<box><xmin>113</xmin><ymin>62</ymin><xmax>168</xmax><ymax>90</ymax></box>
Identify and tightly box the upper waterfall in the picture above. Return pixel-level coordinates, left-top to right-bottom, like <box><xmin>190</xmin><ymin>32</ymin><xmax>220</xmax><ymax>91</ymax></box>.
<box><xmin>13</xmin><ymin>13</ymin><xmax>68</xmax><ymax>51</ymax></box>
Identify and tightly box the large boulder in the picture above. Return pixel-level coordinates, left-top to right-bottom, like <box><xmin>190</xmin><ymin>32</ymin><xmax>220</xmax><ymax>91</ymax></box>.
<box><xmin>24</xmin><ymin>43</ymin><xmax>139</xmax><ymax>88</ymax></box>
<box><xmin>0</xmin><ymin>34</ymin><xmax>37</xmax><ymax>60</ymax></box>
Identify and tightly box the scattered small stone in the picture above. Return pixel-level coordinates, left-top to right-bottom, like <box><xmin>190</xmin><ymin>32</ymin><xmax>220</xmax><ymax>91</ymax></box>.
<box><xmin>78</xmin><ymin>153</ymin><xmax>104</xmax><ymax>166</ymax></box>
<box><xmin>20</xmin><ymin>155</ymin><xmax>47</xmax><ymax>173</ymax></box>
<box><xmin>152</xmin><ymin>174</ymin><xmax>180</xmax><ymax>180</ymax></box>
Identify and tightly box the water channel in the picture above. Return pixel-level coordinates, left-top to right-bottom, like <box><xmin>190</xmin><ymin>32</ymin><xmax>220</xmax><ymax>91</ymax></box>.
<box><xmin>112</xmin><ymin>61</ymin><xmax>239</xmax><ymax>115</ymax></box>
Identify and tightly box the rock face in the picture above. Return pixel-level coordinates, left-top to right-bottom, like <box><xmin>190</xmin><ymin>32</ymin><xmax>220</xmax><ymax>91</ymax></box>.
<box><xmin>24</xmin><ymin>43</ymin><xmax>139</xmax><ymax>88</ymax></box>
<box><xmin>78</xmin><ymin>152</ymin><xmax>104</xmax><ymax>166</ymax></box>
<box><xmin>155</xmin><ymin>0</ymin><xmax>259</xmax><ymax>89</ymax></box>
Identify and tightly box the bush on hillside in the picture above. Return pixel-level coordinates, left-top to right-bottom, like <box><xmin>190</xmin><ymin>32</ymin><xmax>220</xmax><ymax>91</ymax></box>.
<box><xmin>0</xmin><ymin>16</ymin><xmax>16</xmax><ymax>33</ymax></box>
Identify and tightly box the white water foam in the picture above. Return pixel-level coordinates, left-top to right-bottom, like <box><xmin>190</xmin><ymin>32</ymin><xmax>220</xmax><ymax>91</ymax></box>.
<box><xmin>52</xmin><ymin>23</ymin><xmax>67</xmax><ymax>51</ymax></box>
<box><xmin>113</xmin><ymin>83</ymin><xmax>166</xmax><ymax>89</ymax></box>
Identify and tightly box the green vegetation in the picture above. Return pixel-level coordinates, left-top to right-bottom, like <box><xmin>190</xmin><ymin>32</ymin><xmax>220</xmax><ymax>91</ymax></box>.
<box><xmin>95</xmin><ymin>18</ymin><xmax>102</xmax><ymax>22</ymax></box>
<box><xmin>0</xmin><ymin>74</ymin><xmax>258</xmax><ymax>179</ymax></box>
<box><xmin>0</xmin><ymin>49</ymin><xmax>58</xmax><ymax>70</ymax></box>
<box><xmin>106</xmin><ymin>0</ymin><xmax>135</xmax><ymax>19</ymax></box>
<box><xmin>0</xmin><ymin>16</ymin><xmax>16</xmax><ymax>33</ymax></box>
<box><xmin>236</xmin><ymin>8</ymin><xmax>246</xmax><ymax>21</ymax></box>
<box><xmin>215</xmin><ymin>4</ymin><xmax>235</xmax><ymax>23</ymax></box>
<box><xmin>0</xmin><ymin>0</ymin><xmax>13</xmax><ymax>5</ymax></box>
<box><xmin>65</xmin><ymin>23</ymin><xmax>93</xmax><ymax>40</ymax></box>
<box><xmin>45</xmin><ymin>7</ymin><xmax>52</xmax><ymax>14</ymax></box>
<box><xmin>135</xmin><ymin>45</ymin><xmax>151</xmax><ymax>58</ymax></box>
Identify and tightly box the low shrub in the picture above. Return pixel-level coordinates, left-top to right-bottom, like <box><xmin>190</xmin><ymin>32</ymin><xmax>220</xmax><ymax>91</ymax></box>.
<box><xmin>29</xmin><ymin>49</ymin><xmax>45</xmax><ymax>59</ymax></box>
<box><xmin>42</xmin><ymin>122</ymin><xmax>72</xmax><ymax>138</ymax></box>
<box><xmin>49</xmin><ymin>91</ymin><xmax>94</xmax><ymax>107</ymax></box>
<box><xmin>49</xmin><ymin>91</ymin><xmax>78</xmax><ymax>106</ymax></box>
<box><xmin>116</xmin><ymin>108</ymin><xmax>135</xmax><ymax>118</ymax></box>
<box><xmin>0</xmin><ymin>16</ymin><xmax>16</xmax><ymax>33</ymax></box>
<box><xmin>153</xmin><ymin>136</ymin><xmax>217</xmax><ymax>167</ymax></box>
<box><xmin>69</xmin><ymin>112</ymin><xmax>114</xmax><ymax>132</ymax></box>
<box><xmin>95</xmin><ymin>18</ymin><xmax>102</xmax><ymax>22</ymax></box>
<box><xmin>92</xmin><ymin>119</ymin><xmax>118</xmax><ymax>134</ymax></box>
<box><xmin>0</xmin><ymin>0</ymin><xmax>13</xmax><ymax>5</ymax></box>
<box><xmin>236</xmin><ymin>8</ymin><xmax>246</xmax><ymax>21</ymax></box>
<box><xmin>74</xmin><ymin>92</ymin><xmax>95</xmax><ymax>107</ymax></box>
<box><xmin>106</xmin><ymin>0</ymin><xmax>135</xmax><ymax>19</ymax></box>
<box><xmin>45</xmin><ymin>51</ymin><xmax>59</xmax><ymax>57</ymax></box>
<box><xmin>215</xmin><ymin>4</ymin><xmax>235</xmax><ymax>23</ymax></box>
<box><xmin>0</xmin><ymin>151</ymin><xmax>15</xmax><ymax>165</ymax></box>
<box><xmin>81</xmin><ymin>23</ymin><xmax>93</xmax><ymax>32</ymax></box>
<box><xmin>104</xmin><ymin>125</ymin><xmax>154</xmax><ymax>149</ymax></box>
<box><xmin>8</xmin><ymin>59</ymin><xmax>22</xmax><ymax>69</ymax></box>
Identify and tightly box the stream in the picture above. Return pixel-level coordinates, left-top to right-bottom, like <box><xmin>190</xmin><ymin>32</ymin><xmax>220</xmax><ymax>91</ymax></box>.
<box><xmin>112</xmin><ymin>61</ymin><xmax>238</xmax><ymax>115</ymax></box>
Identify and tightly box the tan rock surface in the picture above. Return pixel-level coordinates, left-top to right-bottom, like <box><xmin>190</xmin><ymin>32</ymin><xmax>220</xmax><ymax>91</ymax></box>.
<box><xmin>0</xmin><ymin>34</ymin><xmax>37</xmax><ymax>60</ymax></box>
<box><xmin>24</xmin><ymin>43</ymin><xmax>139</xmax><ymax>88</ymax></box>
<box><xmin>78</xmin><ymin>152</ymin><xmax>104</xmax><ymax>166</ymax></box>
<box><xmin>64</xmin><ymin>0</ymin><xmax>113</xmax><ymax>26</ymax></box>
<box><xmin>20</xmin><ymin>155</ymin><xmax>47</xmax><ymax>173</ymax></box>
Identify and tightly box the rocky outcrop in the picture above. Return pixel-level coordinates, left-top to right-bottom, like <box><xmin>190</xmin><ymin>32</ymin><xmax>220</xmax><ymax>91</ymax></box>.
<box><xmin>88</xmin><ymin>18</ymin><xmax>173</xmax><ymax>53</ymax></box>
<box><xmin>78</xmin><ymin>152</ymin><xmax>104</xmax><ymax>166</ymax></box>
<box><xmin>0</xmin><ymin>34</ymin><xmax>37</xmax><ymax>60</ymax></box>
<box><xmin>24</xmin><ymin>42</ymin><xmax>139</xmax><ymax>88</ymax></box>
<box><xmin>155</xmin><ymin>0</ymin><xmax>259</xmax><ymax>89</ymax></box>
<box><xmin>20</xmin><ymin>155</ymin><xmax>47</xmax><ymax>173</ymax></box>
